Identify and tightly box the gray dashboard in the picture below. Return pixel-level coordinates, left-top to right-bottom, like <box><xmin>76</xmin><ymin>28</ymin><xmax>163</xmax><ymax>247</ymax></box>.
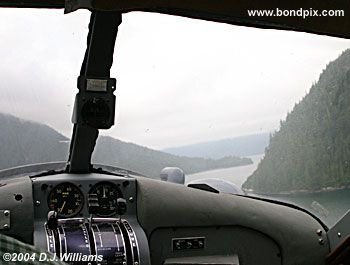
<box><xmin>136</xmin><ymin>177</ymin><xmax>329</xmax><ymax>265</ymax></box>
<box><xmin>0</xmin><ymin>171</ymin><xmax>331</xmax><ymax>265</ymax></box>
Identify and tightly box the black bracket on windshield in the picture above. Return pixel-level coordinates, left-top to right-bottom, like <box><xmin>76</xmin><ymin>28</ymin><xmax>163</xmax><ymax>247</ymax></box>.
<box><xmin>72</xmin><ymin>76</ymin><xmax>116</xmax><ymax>129</ymax></box>
<box><xmin>67</xmin><ymin>11</ymin><xmax>122</xmax><ymax>173</ymax></box>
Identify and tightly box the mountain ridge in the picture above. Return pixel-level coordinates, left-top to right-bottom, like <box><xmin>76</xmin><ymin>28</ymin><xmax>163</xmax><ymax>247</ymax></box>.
<box><xmin>0</xmin><ymin>113</ymin><xmax>252</xmax><ymax>178</ymax></box>
<box><xmin>163</xmin><ymin>133</ymin><xmax>269</xmax><ymax>159</ymax></box>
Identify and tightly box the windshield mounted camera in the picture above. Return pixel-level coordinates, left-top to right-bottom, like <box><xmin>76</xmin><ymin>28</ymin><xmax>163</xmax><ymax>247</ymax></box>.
<box><xmin>72</xmin><ymin>76</ymin><xmax>116</xmax><ymax>129</ymax></box>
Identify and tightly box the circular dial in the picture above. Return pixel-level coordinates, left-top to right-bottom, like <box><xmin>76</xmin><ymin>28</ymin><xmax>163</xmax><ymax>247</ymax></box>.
<box><xmin>89</xmin><ymin>182</ymin><xmax>122</xmax><ymax>217</ymax></box>
<box><xmin>48</xmin><ymin>182</ymin><xmax>84</xmax><ymax>218</ymax></box>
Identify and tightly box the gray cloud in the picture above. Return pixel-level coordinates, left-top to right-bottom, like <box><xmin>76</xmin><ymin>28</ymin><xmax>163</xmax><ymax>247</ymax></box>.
<box><xmin>0</xmin><ymin>10</ymin><xmax>349</xmax><ymax>149</ymax></box>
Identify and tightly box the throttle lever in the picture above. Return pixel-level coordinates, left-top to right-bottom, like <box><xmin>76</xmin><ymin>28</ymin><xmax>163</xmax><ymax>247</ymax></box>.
<box><xmin>47</xmin><ymin>211</ymin><xmax>58</xmax><ymax>230</ymax></box>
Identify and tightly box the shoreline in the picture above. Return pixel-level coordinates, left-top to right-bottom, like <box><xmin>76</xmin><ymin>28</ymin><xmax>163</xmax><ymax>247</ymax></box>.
<box><xmin>244</xmin><ymin>185</ymin><xmax>350</xmax><ymax>196</ymax></box>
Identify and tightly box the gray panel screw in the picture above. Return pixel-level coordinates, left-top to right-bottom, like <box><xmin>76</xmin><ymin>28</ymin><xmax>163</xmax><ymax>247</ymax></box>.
<box><xmin>3</xmin><ymin>224</ymin><xmax>9</xmax><ymax>229</ymax></box>
<box><xmin>316</xmin><ymin>229</ymin><xmax>322</xmax><ymax>236</ymax></box>
<box><xmin>35</xmin><ymin>201</ymin><xmax>41</xmax><ymax>206</ymax></box>
<box><xmin>337</xmin><ymin>232</ymin><xmax>342</xmax><ymax>237</ymax></box>
<box><xmin>129</xmin><ymin>197</ymin><xmax>134</xmax><ymax>202</ymax></box>
<box><xmin>4</xmin><ymin>210</ymin><xmax>9</xmax><ymax>216</ymax></box>
<box><xmin>318</xmin><ymin>238</ymin><xmax>324</xmax><ymax>245</ymax></box>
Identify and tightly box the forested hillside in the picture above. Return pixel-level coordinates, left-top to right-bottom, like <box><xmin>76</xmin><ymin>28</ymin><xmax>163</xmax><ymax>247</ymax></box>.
<box><xmin>0</xmin><ymin>113</ymin><xmax>252</xmax><ymax>177</ymax></box>
<box><xmin>0</xmin><ymin>113</ymin><xmax>69</xmax><ymax>168</ymax></box>
<box><xmin>243</xmin><ymin>50</ymin><xmax>350</xmax><ymax>193</ymax></box>
<box><xmin>93</xmin><ymin>137</ymin><xmax>252</xmax><ymax>177</ymax></box>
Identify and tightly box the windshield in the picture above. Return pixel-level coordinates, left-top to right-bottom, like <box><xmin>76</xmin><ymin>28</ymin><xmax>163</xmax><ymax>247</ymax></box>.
<box><xmin>1</xmin><ymin>9</ymin><xmax>350</xmax><ymax>227</ymax></box>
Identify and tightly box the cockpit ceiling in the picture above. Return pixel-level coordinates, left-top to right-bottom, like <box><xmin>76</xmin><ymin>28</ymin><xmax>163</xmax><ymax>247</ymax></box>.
<box><xmin>1</xmin><ymin>0</ymin><xmax>349</xmax><ymax>39</ymax></box>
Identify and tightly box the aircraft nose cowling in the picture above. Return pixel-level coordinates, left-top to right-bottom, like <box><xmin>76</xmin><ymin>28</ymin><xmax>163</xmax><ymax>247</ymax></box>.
<box><xmin>187</xmin><ymin>178</ymin><xmax>244</xmax><ymax>195</ymax></box>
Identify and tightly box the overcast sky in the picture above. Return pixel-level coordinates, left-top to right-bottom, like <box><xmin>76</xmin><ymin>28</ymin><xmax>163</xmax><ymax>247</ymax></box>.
<box><xmin>0</xmin><ymin>9</ymin><xmax>349</xmax><ymax>149</ymax></box>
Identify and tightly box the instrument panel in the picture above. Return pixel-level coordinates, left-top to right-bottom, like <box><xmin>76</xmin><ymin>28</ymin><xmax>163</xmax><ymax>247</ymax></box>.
<box><xmin>46</xmin><ymin>181</ymin><xmax>123</xmax><ymax>218</ymax></box>
<box><xmin>31</xmin><ymin>173</ymin><xmax>151</xmax><ymax>265</ymax></box>
<box><xmin>32</xmin><ymin>174</ymin><xmax>135</xmax><ymax>219</ymax></box>
<box><xmin>0</xmin><ymin>170</ymin><xmax>330</xmax><ymax>265</ymax></box>
<box><xmin>0</xmin><ymin>169</ymin><xmax>329</xmax><ymax>265</ymax></box>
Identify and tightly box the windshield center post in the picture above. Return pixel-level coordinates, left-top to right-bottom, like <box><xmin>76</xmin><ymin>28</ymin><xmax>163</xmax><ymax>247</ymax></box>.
<box><xmin>67</xmin><ymin>11</ymin><xmax>122</xmax><ymax>173</ymax></box>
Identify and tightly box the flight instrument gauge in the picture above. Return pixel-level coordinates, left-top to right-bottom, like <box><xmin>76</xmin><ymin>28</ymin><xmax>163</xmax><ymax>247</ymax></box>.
<box><xmin>48</xmin><ymin>182</ymin><xmax>84</xmax><ymax>218</ymax></box>
<box><xmin>89</xmin><ymin>182</ymin><xmax>122</xmax><ymax>217</ymax></box>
